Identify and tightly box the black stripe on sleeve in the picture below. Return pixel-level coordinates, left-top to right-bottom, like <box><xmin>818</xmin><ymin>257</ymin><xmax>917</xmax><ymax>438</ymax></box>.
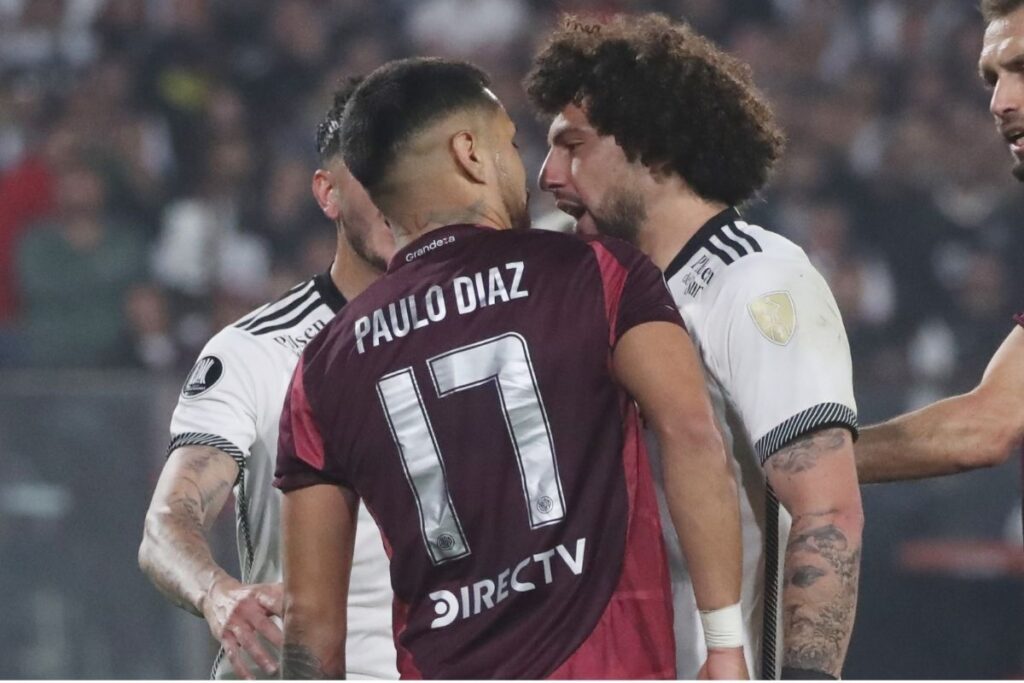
<box><xmin>761</xmin><ymin>487</ymin><xmax>781</xmax><ymax>679</ymax></box>
<box><xmin>240</xmin><ymin>283</ymin><xmax>316</xmax><ymax>331</ymax></box>
<box><xmin>703</xmin><ymin>240</ymin><xmax>735</xmax><ymax>265</ymax></box>
<box><xmin>167</xmin><ymin>431</ymin><xmax>246</xmax><ymax>467</ymax></box>
<box><xmin>713</xmin><ymin>229</ymin><xmax>748</xmax><ymax>259</ymax></box>
<box><xmin>755</xmin><ymin>402</ymin><xmax>859</xmax><ymax>465</ymax></box>
<box><xmin>728</xmin><ymin>222</ymin><xmax>763</xmax><ymax>253</ymax></box>
<box><xmin>248</xmin><ymin>297</ymin><xmax>324</xmax><ymax>336</ymax></box>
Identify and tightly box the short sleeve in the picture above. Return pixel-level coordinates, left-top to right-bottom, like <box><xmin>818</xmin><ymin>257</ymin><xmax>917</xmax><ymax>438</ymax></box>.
<box><xmin>587</xmin><ymin>237</ymin><xmax>684</xmax><ymax>347</ymax></box>
<box><xmin>1015</xmin><ymin>311</ymin><xmax>1023</xmax><ymax>328</ymax></box>
<box><xmin>274</xmin><ymin>353</ymin><xmax>341</xmax><ymax>493</ymax></box>
<box><xmin>708</xmin><ymin>257</ymin><xmax>858</xmax><ymax>465</ymax></box>
<box><xmin>168</xmin><ymin>327</ymin><xmax>266</xmax><ymax>468</ymax></box>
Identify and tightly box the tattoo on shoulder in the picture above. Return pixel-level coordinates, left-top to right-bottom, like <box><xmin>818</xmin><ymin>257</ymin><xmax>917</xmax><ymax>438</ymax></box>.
<box><xmin>768</xmin><ymin>428</ymin><xmax>848</xmax><ymax>474</ymax></box>
<box><xmin>282</xmin><ymin>643</ymin><xmax>327</xmax><ymax>679</ymax></box>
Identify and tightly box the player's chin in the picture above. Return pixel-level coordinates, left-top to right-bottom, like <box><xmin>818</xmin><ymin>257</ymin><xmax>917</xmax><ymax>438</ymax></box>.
<box><xmin>1012</xmin><ymin>158</ymin><xmax>1024</xmax><ymax>183</ymax></box>
<box><xmin>575</xmin><ymin>213</ymin><xmax>600</xmax><ymax>236</ymax></box>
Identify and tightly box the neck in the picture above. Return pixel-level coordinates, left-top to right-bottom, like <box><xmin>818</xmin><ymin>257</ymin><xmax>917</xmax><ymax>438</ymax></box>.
<box><xmin>390</xmin><ymin>198</ymin><xmax>509</xmax><ymax>250</ymax></box>
<box><xmin>637</xmin><ymin>190</ymin><xmax>728</xmax><ymax>272</ymax></box>
<box><xmin>330</xmin><ymin>229</ymin><xmax>383</xmax><ymax>301</ymax></box>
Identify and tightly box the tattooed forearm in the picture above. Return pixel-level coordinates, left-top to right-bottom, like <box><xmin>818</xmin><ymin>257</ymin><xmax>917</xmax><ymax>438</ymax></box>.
<box><xmin>782</xmin><ymin>514</ymin><xmax>861</xmax><ymax>676</ymax></box>
<box><xmin>139</xmin><ymin>446</ymin><xmax>238</xmax><ymax>617</ymax></box>
<box><xmin>282</xmin><ymin>643</ymin><xmax>328</xmax><ymax>679</ymax></box>
<box><xmin>769</xmin><ymin>428</ymin><xmax>848</xmax><ymax>474</ymax></box>
<box><xmin>767</xmin><ymin>428</ymin><xmax>862</xmax><ymax>677</ymax></box>
<box><xmin>142</xmin><ymin>495</ymin><xmax>227</xmax><ymax>615</ymax></box>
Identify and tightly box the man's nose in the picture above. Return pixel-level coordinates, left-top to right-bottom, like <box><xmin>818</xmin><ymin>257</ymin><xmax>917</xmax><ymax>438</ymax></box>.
<box><xmin>991</xmin><ymin>75</ymin><xmax>1024</xmax><ymax>119</ymax></box>
<box><xmin>538</xmin><ymin>148</ymin><xmax>563</xmax><ymax>193</ymax></box>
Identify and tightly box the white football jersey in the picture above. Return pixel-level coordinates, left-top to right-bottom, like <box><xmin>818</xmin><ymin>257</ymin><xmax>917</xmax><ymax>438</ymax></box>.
<box><xmin>651</xmin><ymin>208</ymin><xmax>858</xmax><ymax>679</ymax></box>
<box><xmin>168</xmin><ymin>273</ymin><xmax>397</xmax><ymax>679</ymax></box>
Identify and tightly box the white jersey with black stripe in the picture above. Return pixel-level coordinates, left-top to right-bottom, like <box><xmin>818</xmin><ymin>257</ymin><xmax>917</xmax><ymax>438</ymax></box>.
<box><xmin>649</xmin><ymin>207</ymin><xmax>858</xmax><ymax>679</ymax></box>
<box><xmin>168</xmin><ymin>273</ymin><xmax>397</xmax><ymax>680</ymax></box>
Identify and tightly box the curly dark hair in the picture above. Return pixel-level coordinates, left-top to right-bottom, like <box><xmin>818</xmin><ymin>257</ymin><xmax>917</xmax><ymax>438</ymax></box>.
<box><xmin>525</xmin><ymin>13</ymin><xmax>784</xmax><ymax>206</ymax></box>
<box><xmin>316</xmin><ymin>76</ymin><xmax>364</xmax><ymax>163</ymax></box>
<box><xmin>981</xmin><ymin>0</ymin><xmax>1024</xmax><ymax>21</ymax></box>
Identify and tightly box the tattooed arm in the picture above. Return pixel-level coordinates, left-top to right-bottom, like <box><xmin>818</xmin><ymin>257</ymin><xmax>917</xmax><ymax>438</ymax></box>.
<box><xmin>281</xmin><ymin>483</ymin><xmax>358</xmax><ymax>679</ymax></box>
<box><xmin>139</xmin><ymin>445</ymin><xmax>283</xmax><ymax>679</ymax></box>
<box><xmin>765</xmin><ymin>428</ymin><xmax>863</xmax><ymax>679</ymax></box>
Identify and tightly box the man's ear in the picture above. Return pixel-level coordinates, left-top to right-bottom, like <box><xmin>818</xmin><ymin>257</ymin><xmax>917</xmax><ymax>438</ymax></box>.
<box><xmin>450</xmin><ymin>130</ymin><xmax>488</xmax><ymax>184</ymax></box>
<box><xmin>312</xmin><ymin>168</ymin><xmax>341</xmax><ymax>221</ymax></box>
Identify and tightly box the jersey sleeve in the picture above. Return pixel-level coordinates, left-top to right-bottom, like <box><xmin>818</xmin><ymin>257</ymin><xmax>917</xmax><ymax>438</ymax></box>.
<box><xmin>1015</xmin><ymin>311</ymin><xmax>1024</xmax><ymax>328</ymax></box>
<box><xmin>707</xmin><ymin>256</ymin><xmax>858</xmax><ymax>465</ymax></box>
<box><xmin>274</xmin><ymin>353</ymin><xmax>344</xmax><ymax>493</ymax></box>
<box><xmin>167</xmin><ymin>327</ymin><xmax>269</xmax><ymax>468</ymax></box>
<box><xmin>587</xmin><ymin>237</ymin><xmax>684</xmax><ymax>347</ymax></box>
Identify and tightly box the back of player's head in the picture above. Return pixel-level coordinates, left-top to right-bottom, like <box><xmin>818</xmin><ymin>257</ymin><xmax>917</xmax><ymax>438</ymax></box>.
<box><xmin>525</xmin><ymin>13</ymin><xmax>784</xmax><ymax>207</ymax></box>
<box><xmin>317</xmin><ymin>76</ymin><xmax>364</xmax><ymax>164</ymax></box>
<box><xmin>339</xmin><ymin>58</ymin><xmax>500</xmax><ymax>199</ymax></box>
<box><xmin>982</xmin><ymin>0</ymin><xmax>1024</xmax><ymax>22</ymax></box>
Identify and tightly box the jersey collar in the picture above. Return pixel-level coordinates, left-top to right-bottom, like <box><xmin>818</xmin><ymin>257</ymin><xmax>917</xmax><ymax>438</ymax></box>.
<box><xmin>663</xmin><ymin>206</ymin><xmax>741</xmax><ymax>280</ymax></box>
<box><xmin>313</xmin><ymin>270</ymin><xmax>347</xmax><ymax>313</ymax></box>
<box><xmin>388</xmin><ymin>224</ymin><xmax>495</xmax><ymax>273</ymax></box>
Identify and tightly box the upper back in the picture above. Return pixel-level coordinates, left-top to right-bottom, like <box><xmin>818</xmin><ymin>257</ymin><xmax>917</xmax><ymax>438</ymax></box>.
<box><xmin>280</xmin><ymin>224</ymin><xmax>679</xmax><ymax>678</ymax></box>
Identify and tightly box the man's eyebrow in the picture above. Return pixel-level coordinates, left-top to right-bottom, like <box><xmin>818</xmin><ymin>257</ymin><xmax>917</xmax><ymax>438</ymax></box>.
<box><xmin>983</xmin><ymin>50</ymin><xmax>1024</xmax><ymax>76</ymax></box>
<box><xmin>549</xmin><ymin>125</ymin><xmax>578</xmax><ymax>145</ymax></box>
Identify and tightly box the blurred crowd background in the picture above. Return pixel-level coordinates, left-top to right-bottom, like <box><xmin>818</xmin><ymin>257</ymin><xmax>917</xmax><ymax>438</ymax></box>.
<box><xmin>0</xmin><ymin>0</ymin><xmax>1021</xmax><ymax>679</ymax></box>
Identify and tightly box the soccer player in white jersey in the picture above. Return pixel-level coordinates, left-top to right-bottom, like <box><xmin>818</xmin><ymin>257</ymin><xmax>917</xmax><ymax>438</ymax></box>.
<box><xmin>530</xmin><ymin>14</ymin><xmax>863</xmax><ymax>680</ymax></box>
<box><xmin>138</xmin><ymin>80</ymin><xmax>398</xmax><ymax>680</ymax></box>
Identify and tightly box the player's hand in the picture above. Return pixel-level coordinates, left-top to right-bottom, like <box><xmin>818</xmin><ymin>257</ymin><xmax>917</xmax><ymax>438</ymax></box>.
<box><xmin>698</xmin><ymin>647</ymin><xmax>749</xmax><ymax>680</ymax></box>
<box><xmin>202</xmin><ymin>577</ymin><xmax>284</xmax><ymax>679</ymax></box>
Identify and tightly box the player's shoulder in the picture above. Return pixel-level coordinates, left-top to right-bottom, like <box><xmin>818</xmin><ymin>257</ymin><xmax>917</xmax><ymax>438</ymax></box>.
<box><xmin>705</xmin><ymin>217</ymin><xmax>823</xmax><ymax>298</ymax></box>
<box><xmin>196</xmin><ymin>273</ymin><xmax>343</xmax><ymax>366</ymax></box>
<box><xmin>664</xmin><ymin>209</ymin><xmax>808</xmax><ymax>301</ymax></box>
<box><xmin>232</xmin><ymin>272</ymin><xmax>343</xmax><ymax>341</ymax></box>
<box><xmin>501</xmin><ymin>225</ymin><xmax>608</xmax><ymax>256</ymax></box>
<box><xmin>725</xmin><ymin>231</ymin><xmax>818</xmax><ymax>290</ymax></box>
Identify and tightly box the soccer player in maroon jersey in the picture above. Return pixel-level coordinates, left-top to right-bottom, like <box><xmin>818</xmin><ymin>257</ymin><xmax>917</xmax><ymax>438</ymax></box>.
<box><xmin>274</xmin><ymin>57</ymin><xmax>749</xmax><ymax>679</ymax></box>
<box><xmin>855</xmin><ymin>1</ymin><xmax>1024</xmax><ymax>493</ymax></box>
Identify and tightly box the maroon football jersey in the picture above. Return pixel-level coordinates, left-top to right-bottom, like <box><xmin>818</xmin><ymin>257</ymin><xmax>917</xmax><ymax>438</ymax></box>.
<box><xmin>276</xmin><ymin>224</ymin><xmax>682</xmax><ymax>678</ymax></box>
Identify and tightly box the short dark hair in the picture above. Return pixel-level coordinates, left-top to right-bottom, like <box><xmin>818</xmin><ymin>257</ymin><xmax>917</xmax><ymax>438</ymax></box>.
<box><xmin>339</xmin><ymin>57</ymin><xmax>498</xmax><ymax>196</ymax></box>
<box><xmin>525</xmin><ymin>13</ymin><xmax>784</xmax><ymax>207</ymax></box>
<box><xmin>981</xmin><ymin>0</ymin><xmax>1024</xmax><ymax>21</ymax></box>
<box><xmin>316</xmin><ymin>76</ymin><xmax>364</xmax><ymax>163</ymax></box>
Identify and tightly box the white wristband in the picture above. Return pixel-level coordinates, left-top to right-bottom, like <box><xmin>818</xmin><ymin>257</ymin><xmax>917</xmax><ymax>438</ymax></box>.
<box><xmin>700</xmin><ymin>602</ymin><xmax>744</xmax><ymax>649</ymax></box>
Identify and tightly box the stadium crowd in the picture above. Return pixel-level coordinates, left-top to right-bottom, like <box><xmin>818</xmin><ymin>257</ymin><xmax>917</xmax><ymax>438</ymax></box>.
<box><xmin>0</xmin><ymin>0</ymin><xmax>1021</xmax><ymax>424</ymax></box>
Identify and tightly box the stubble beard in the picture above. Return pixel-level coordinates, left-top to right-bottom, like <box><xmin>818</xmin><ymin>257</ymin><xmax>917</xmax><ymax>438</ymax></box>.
<box><xmin>592</xmin><ymin>189</ymin><xmax>647</xmax><ymax>247</ymax></box>
<box><xmin>500</xmin><ymin>178</ymin><xmax>532</xmax><ymax>231</ymax></box>
<box><xmin>343</xmin><ymin>222</ymin><xmax>389</xmax><ymax>271</ymax></box>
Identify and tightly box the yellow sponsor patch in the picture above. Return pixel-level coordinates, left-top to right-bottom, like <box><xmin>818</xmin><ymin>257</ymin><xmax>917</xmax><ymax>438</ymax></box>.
<box><xmin>747</xmin><ymin>292</ymin><xmax>797</xmax><ymax>345</ymax></box>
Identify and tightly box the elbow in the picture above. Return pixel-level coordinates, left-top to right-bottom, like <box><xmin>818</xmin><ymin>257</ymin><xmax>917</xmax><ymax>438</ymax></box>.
<box><xmin>839</xmin><ymin>501</ymin><xmax>865</xmax><ymax>544</ymax></box>
<box><xmin>137</xmin><ymin>511</ymin><xmax>161</xmax><ymax>578</ymax></box>
<box><xmin>790</xmin><ymin>495</ymin><xmax>864</xmax><ymax>545</ymax></box>
<box><xmin>953</xmin><ymin>389</ymin><xmax>1023</xmax><ymax>471</ymax></box>
<box><xmin>284</xmin><ymin>595</ymin><xmax>348</xmax><ymax>668</ymax></box>
<box><xmin>654</xmin><ymin>418</ymin><xmax>727</xmax><ymax>467</ymax></box>
<box><xmin>956</xmin><ymin>427</ymin><xmax>1019</xmax><ymax>471</ymax></box>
